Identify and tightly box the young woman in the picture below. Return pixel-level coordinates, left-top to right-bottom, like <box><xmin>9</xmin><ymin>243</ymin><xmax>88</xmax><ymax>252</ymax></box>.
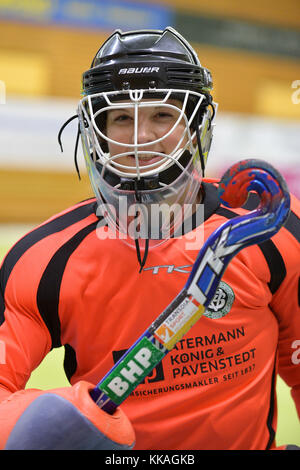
<box><xmin>0</xmin><ymin>27</ymin><xmax>299</xmax><ymax>450</ymax></box>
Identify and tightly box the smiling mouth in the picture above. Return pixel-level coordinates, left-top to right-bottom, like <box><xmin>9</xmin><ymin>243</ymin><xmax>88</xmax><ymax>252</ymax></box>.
<box><xmin>128</xmin><ymin>154</ymin><xmax>163</xmax><ymax>167</ymax></box>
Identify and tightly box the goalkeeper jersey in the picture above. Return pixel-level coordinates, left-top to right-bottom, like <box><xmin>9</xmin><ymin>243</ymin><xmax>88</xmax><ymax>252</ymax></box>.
<box><xmin>0</xmin><ymin>180</ymin><xmax>299</xmax><ymax>450</ymax></box>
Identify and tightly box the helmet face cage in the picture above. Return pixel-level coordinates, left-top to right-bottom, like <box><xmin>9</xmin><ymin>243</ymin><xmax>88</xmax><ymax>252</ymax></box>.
<box><xmin>78</xmin><ymin>88</ymin><xmax>207</xmax><ymax>178</ymax></box>
<box><xmin>78</xmin><ymin>27</ymin><xmax>216</xmax><ymax>242</ymax></box>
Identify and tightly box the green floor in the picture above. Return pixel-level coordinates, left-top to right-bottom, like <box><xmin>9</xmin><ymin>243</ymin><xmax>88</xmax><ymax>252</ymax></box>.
<box><xmin>1</xmin><ymin>226</ymin><xmax>299</xmax><ymax>448</ymax></box>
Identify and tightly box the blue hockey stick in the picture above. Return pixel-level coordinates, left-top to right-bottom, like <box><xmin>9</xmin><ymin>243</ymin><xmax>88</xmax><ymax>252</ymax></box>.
<box><xmin>90</xmin><ymin>159</ymin><xmax>291</xmax><ymax>414</ymax></box>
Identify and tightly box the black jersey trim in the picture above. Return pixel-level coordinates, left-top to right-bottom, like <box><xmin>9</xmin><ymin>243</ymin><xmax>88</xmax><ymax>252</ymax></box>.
<box><xmin>256</xmin><ymin>241</ymin><xmax>287</xmax><ymax>294</ymax></box>
<box><xmin>0</xmin><ymin>289</ymin><xmax>4</xmax><ymax>326</ymax></box>
<box><xmin>215</xmin><ymin>206</ymin><xmax>286</xmax><ymax>295</ymax></box>
<box><xmin>36</xmin><ymin>220</ymin><xmax>98</xmax><ymax>349</ymax></box>
<box><xmin>266</xmin><ymin>361</ymin><xmax>277</xmax><ymax>449</ymax></box>
<box><xmin>284</xmin><ymin>211</ymin><xmax>300</xmax><ymax>243</ymax></box>
<box><xmin>0</xmin><ymin>200</ymin><xmax>97</xmax><ymax>296</ymax></box>
<box><xmin>63</xmin><ymin>343</ymin><xmax>78</xmax><ymax>382</ymax></box>
<box><xmin>202</xmin><ymin>182</ymin><xmax>221</xmax><ymax>221</ymax></box>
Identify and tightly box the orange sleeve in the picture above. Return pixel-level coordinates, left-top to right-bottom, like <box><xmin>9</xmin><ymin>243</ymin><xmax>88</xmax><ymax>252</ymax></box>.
<box><xmin>0</xmin><ymin>248</ymin><xmax>52</xmax><ymax>446</ymax></box>
<box><xmin>0</xmin><ymin>303</ymin><xmax>51</xmax><ymax>397</ymax></box>
<box><xmin>0</xmin><ymin>237</ymin><xmax>53</xmax><ymax>398</ymax></box>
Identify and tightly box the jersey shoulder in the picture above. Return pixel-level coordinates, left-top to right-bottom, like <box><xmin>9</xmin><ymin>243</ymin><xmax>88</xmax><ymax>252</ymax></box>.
<box><xmin>1</xmin><ymin>197</ymin><xmax>98</xmax><ymax>276</ymax></box>
<box><xmin>0</xmin><ymin>199</ymin><xmax>99</xmax><ymax>326</ymax></box>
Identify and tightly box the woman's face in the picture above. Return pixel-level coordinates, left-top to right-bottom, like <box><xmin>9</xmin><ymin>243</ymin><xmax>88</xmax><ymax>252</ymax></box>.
<box><xmin>105</xmin><ymin>99</ymin><xmax>188</xmax><ymax>173</ymax></box>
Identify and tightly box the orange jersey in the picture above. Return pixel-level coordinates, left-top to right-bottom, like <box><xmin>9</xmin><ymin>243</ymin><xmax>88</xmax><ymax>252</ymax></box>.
<box><xmin>0</xmin><ymin>181</ymin><xmax>299</xmax><ymax>450</ymax></box>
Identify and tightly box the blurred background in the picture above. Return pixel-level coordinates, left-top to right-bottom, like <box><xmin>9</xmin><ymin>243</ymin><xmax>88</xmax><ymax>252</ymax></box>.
<box><xmin>0</xmin><ymin>0</ymin><xmax>300</xmax><ymax>224</ymax></box>
<box><xmin>0</xmin><ymin>0</ymin><xmax>299</xmax><ymax>446</ymax></box>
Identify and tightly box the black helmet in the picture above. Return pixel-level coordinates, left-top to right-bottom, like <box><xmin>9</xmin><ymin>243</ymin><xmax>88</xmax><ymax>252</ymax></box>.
<box><xmin>82</xmin><ymin>27</ymin><xmax>213</xmax><ymax>98</ymax></box>
<box><xmin>77</xmin><ymin>27</ymin><xmax>217</xmax><ymax>247</ymax></box>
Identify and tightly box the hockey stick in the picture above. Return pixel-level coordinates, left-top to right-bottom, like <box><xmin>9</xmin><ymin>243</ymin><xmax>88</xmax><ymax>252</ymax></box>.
<box><xmin>90</xmin><ymin>159</ymin><xmax>291</xmax><ymax>414</ymax></box>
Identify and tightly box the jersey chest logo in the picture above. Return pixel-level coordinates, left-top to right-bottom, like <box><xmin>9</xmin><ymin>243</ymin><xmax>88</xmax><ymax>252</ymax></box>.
<box><xmin>204</xmin><ymin>281</ymin><xmax>235</xmax><ymax>319</ymax></box>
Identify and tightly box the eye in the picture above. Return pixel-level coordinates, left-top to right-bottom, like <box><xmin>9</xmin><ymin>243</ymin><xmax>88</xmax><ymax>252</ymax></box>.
<box><xmin>108</xmin><ymin>111</ymin><xmax>133</xmax><ymax>124</ymax></box>
<box><xmin>114</xmin><ymin>114</ymin><xmax>132</xmax><ymax>122</ymax></box>
<box><xmin>157</xmin><ymin>112</ymin><xmax>172</xmax><ymax>118</ymax></box>
<box><xmin>154</xmin><ymin>110</ymin><xmax>176</xmax><ymax>120</ymax></box>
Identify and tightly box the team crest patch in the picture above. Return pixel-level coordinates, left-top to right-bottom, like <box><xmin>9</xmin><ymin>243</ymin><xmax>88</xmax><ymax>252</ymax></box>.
<box><xmin>204</xmin><ymin>281</ymin><xmax>235</xmax><ymax>319</ymax></box>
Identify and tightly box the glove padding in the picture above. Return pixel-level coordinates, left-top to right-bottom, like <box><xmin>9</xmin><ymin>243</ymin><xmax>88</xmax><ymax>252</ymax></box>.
<box><xmin>4</xmin><ymin>381</ymin><xmax>135</xmax><ymax>450</ymax></box>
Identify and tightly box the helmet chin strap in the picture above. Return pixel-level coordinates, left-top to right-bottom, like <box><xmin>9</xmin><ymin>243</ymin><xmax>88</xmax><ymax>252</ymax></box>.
<box><xmin>134</xmin><ymin>238</ymin><xmax>149</xmax><ymax>273</ymax></box>
<box><xmin>133</xmin><ymin>181</ymin><xmax>150</xmax><ymax>273</ymax></box>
